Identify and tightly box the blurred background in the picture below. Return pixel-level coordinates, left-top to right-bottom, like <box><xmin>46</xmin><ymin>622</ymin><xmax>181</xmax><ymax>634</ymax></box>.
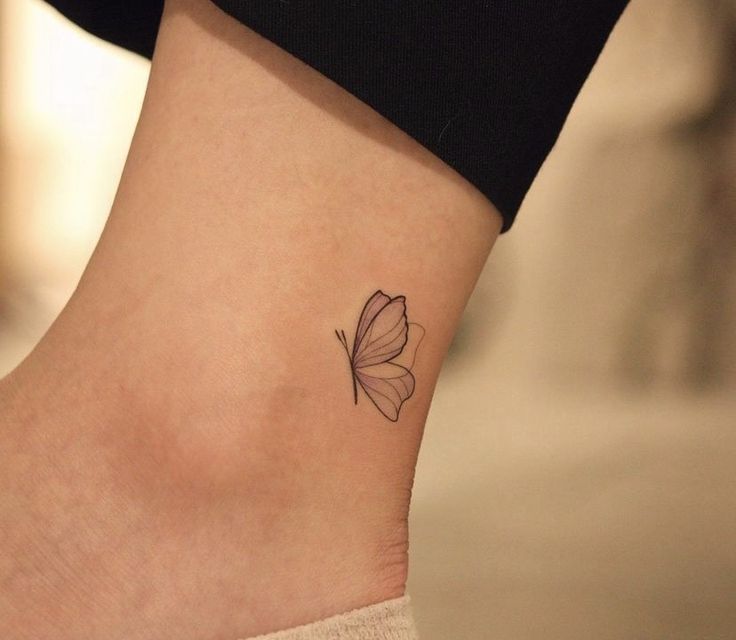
<box><xmin>1</xmin><ymin>0</ymin><xmax>735</xmax><ymax>638</ymax></box>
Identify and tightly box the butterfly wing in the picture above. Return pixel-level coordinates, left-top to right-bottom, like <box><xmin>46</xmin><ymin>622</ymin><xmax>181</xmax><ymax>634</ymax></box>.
<box><xmin>353</xmin><ymin>293</ymin><xmax>408</xmax><ymax>369</ymax></box>
<box><xmin>390</xmin><ymin>322</ymin><xmax>425</xmax><ymax>371</ymax></box>
<box><xmin>352</xmin><ymin>290</ymin><xmax>392</xmax><ymax>358</ymax></box>
<box><xmin>348</xmin><ymin>291</ymin><xmax>422</xmax><ymax>421</ymax></box>
<box><xmin>354</xmin><ymin>362</ymin><xmax>415</xmax><ymax>422</ymax></box>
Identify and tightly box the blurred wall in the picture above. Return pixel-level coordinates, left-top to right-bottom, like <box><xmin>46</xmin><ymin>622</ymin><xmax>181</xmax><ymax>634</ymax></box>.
<box><xmin>0</xmin><ymin>0</ymin><xmax>148</xmax><ymax>369</ymax></box>
<box><xmin>412</xmin><ymin>1</ymin><xmax>736</xmax><ymax>639</ymax></box>
<box><xmin>1</xmin><ymin>1</ymin><xmax>735</xmax><ymax>639</ymax></box>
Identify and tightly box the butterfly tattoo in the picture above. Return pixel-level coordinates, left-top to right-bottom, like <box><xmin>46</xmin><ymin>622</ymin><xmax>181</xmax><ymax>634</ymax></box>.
<box><xmin>335</xmin><ymin>290</ymin><xmax>425</xmax><ymax>422</ymax></box>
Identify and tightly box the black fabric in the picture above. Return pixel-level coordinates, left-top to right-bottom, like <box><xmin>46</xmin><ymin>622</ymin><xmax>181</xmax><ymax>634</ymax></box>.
<box><xmin>42</xmin><ymin>0</ymin><xmax>629</xmax><ymax>232</ymax></box>
<box><xmin>43</xmin><ymin>0</ymin><xmax>162</xmax><ymax>58</ymax></box>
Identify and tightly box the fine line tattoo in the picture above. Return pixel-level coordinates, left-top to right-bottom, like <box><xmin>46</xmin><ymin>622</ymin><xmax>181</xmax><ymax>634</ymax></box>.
<box><xmin>335</xmin><ymin>290</ymin><xmax>425</xmax><ymax>422</ymax></box>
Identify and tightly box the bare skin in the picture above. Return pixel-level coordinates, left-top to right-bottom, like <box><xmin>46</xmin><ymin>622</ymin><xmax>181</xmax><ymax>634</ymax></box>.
<box><xmin>0</xmin><ymin>0</ymin><xmax>501</xmax><ymax>638</ymax></box>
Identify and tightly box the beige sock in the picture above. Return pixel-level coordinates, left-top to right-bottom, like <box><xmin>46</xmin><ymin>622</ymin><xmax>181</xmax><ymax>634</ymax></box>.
<box><xmin>242</xmin><ymin>596</ymin><xmax>418</xmax><ymax>640</ymax></box>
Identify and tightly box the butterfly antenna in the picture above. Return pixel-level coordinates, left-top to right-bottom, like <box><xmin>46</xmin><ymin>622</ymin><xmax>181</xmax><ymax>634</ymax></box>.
<box><xmin>335</xmin><ymin>329</ymin><xmax>349</xmax><ymax>355</ymax></box>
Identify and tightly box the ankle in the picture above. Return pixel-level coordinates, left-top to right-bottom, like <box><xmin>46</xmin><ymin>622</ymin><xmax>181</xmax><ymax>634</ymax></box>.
<box><xmin>1</xmin><ymin>362</ymin><xmax>410</xmax><ymax>639</ymax></box>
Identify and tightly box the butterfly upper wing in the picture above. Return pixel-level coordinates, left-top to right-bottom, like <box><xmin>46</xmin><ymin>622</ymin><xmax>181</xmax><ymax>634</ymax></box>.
<box><xmin>354</xmin><ymin>362</ymin><xmax>415</xmax><ymax>422</ymax></box>
<box><xmin>353</xmin><ymin>294</ymin><xmax>408</xmax><ymax>369</ymax></box>
<box><xmin>352</xmin><ymin>291</ymin><xmax>391</xmax><ymax>358</ymax></box>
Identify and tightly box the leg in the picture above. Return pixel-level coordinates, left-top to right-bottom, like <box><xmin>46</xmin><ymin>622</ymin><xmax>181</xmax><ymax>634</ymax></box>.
<box><xmin>0</xmin><ymin>0</ymin><xmax>501</xmax><ymax>637</ymax></box>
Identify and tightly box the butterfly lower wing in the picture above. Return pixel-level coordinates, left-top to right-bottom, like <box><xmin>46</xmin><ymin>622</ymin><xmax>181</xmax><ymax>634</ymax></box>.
<box><xmin>355</xmin><ymin>362</ymin><xmax>416</xmax><ymax>422</ymax></box>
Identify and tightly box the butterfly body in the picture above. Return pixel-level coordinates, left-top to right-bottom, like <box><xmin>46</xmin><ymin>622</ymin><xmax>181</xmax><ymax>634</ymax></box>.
<box><xmin>336</xmin><ymin>290</ymin><xmax>424</xmax><ymax>422</ymax></box>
